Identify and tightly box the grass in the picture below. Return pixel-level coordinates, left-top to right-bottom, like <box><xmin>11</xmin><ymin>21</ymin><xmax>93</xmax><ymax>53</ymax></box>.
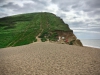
<box><xmin>0</xmin><ymin>12</ymin><xmax>72</xmax><ymax>48</ymax></box>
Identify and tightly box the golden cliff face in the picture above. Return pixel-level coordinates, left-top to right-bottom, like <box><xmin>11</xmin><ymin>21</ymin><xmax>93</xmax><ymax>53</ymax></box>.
<box><xmin>55</xmin><ymin>30</ymin><xmax>83</xmax><ymax>46</ymax></box>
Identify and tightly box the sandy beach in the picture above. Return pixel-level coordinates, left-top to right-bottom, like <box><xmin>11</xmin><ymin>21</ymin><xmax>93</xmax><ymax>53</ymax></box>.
<box><xmin>0</xmin><ymin>42</ymin><xmax>100</xmax><ymax>75</ymax></box>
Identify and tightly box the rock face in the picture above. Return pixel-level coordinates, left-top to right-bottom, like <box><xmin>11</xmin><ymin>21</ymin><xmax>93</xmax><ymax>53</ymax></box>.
<box><xmin>55</xmin><ymin>30</ymin><xmax>83</xmax><ymax>46</ymax></box>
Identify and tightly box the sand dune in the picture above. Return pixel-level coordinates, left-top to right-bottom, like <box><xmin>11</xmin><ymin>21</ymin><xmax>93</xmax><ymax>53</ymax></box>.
<box><xmin>0</xmin><ymin>42</ymin><xmax>100</xmax><ymax>75</ymax></box>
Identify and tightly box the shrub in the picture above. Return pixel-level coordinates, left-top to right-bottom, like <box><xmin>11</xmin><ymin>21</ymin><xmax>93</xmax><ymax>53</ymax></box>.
<box><xmin>34</xmin><ymin>38</ymin><xmax>37</xmax><ymax>42</ymax></box>
<box><xmin>48</xmin><ymin>32</ymin><xmax>58</xmax><ymax>41</ymax></box>
<box><xmin>41</xmin><ymin>38</ymin><xmax>47</xmax><ymax>42</ymax></box>
<box><xmin>39</xmin><ymin>31</ymin><xmax>48</xmax><ymax>38</ymax></box>
<box><xmin>69</xmin><ymin>40</ymin><xmax>75</xmax><ymax>45</ymax></box>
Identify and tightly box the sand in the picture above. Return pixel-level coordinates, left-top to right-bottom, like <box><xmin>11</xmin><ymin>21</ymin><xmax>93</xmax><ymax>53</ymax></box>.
<box><xmin>0</xmin><ymin>42</ymin><xmax>100</xmax><ymax>75</ymax></box>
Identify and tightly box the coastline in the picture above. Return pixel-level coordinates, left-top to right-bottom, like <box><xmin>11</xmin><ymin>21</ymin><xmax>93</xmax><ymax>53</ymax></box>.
<box><xmin>84</xmin><ymin>45</ymin><xmax>100</xmax><ymax>49</ymax></box>
<box><xmin>80</xmin><ymin>39</ymin><xmax>100</xmax><ymax>49</ymax></box>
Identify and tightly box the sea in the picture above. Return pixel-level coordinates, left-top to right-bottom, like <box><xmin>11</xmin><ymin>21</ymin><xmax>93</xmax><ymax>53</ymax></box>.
<box><xmin>80</xmin><ymin>39</ymin><xmax>100</xmax><ymax>49</ymax></box>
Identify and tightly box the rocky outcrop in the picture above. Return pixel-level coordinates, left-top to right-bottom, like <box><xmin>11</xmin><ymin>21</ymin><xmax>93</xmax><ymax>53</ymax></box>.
<box><xmin>73</xmin><ymin>39</ymin><xmax>83</xmax><ymax>46</ymax></box>
<box><xmin>55</xmin><ymin>30</ymin><xmax>83</xmax><ymax>46</ymax></box>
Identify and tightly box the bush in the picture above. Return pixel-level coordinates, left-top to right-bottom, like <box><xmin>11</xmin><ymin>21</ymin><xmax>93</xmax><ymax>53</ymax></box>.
<box><xmin>69</xmin><ymin>40</ymin><xmax>75</xmax><ymax>45</ymax></box>
<box><xmin>48</xmin><ymin>32</ymin><xmax>58</xmax><ymax>41</ymax></box>
<box><xmin>34</xmin><ymin>38</ymin><xmax>37</xmax><ymax>42</ymax></box>
<box><xmin>41</xmin><ymin>38</ymin><xmax>47</xmax><ymax>42</ymax></box>
<box><xmin>69</xmin><ymin>41</ymin><xmax>73</xmax><ymax>45</ymax></box>
<box><xmin>39</xmin><ymin>31</ymin><xmax>48</xmax><ymax>38</ymax></box>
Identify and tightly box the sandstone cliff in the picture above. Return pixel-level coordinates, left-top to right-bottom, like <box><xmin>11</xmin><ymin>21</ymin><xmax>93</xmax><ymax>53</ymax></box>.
<box><xmin>55</xmin><ymin>30</ymin><xmax>83</xmax><ymax>46</ymax></box>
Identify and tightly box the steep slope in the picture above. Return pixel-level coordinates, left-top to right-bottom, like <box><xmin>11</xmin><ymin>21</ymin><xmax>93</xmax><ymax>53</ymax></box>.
<box><xmin>0</xmin><ymin>12</ymin><xmax>82</xmax><ymax>48</ymax></box>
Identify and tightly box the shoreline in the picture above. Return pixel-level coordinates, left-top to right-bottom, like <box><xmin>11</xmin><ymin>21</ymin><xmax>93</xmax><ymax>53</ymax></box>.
<box><xmin>80</xmin><ymin>39</ymin><xmax>100</xmax><ymax>49</ymax></box>
<box><xmin>83</xmin><ymin>45</ymin><xmax>100</xmax><ymax>49</ymax></box>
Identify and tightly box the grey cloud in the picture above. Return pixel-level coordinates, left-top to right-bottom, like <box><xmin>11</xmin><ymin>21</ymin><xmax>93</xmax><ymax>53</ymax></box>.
<box><xmin>81</xmin><ymin>0</ymin><xmax>100</xmax><ymax>12</ymax></box>
<box><xmin>87</xmin><ymin>10</ymin><xmax>100</xmax><ymax>17</ymax></box>
<box><xmin>52</xmin><ymin>0</ymin><xmax>100</xmax><ymax>15</ymax></box>
<box><xmin>68</xmin><ymin>21</ymin><xmax>86</xmax><ymax>28</ymax></box>
<box><xmin>71</xmin><ymin>1</ymin><xmax>93</xmax><ymax>12</ymax></box>
<box><xmin>51</xmin><ymin>0</ymin><xmax>100</xmax><ymax>32</ymax></box>
<box><xmin>95</xmin><ymin>18</ymin><xmax>100</xmax><ymax>21</ymax></box>
<box><xmin>1</xmin><ymin>2</ymin><xmax>21</xmax><ymax>9</ymax></box>
<box><xmin>52</xmin><ymin>0</ymin><xmax>82</xmax><ymax>12</ymax></box>
<box><xmin>0</xmin><ymin>0</ymin><xmax>6</xmax><ymax>3</ymax></box>
<box><xmin>72</xmin><ymin>17</ymin><xmax>78</xmax><ymax>19</ymax></box>
<box><xmin>93</xmin><ymin>10</ymin><xmax>100</xmax><ymax>15</ymax></box>
<box><xmin>81</xmin><ymin>0</ymin><xmax>100</xmax><ymax>13</ymax></box>
<box><xmin>58</xmin><ymin>1</ymin><xmax>74</xmax><ymax>12</ymax></box>
<box><xmin>72</xmin><ymin>0</ymin><xmax>100</xmax><ymax>12</ymax></box>
<box><xmin>89</xmin><ymin>27</ymin><xmax>100</xmax><ymax>32</ymax></box>
<box><xmin>0</xmin><ymin>0</ymin><xmax>8</xmax><ymax>6</ymax></box>
<box><xmin>74</xmin><ymin>12</ymin><xmax>82</xmax><ymax>16</ymax></box>
<box><xmin>0</xmin><ymin>0</ymin><xmax>48</xmax><ymax>15</ymax></box>
<box><xmin>51</xmin><ymin>0</ymin><xmax>70</xmax><ymax>12</ymax></box>
<box><xmin>86</xmin><ymin>0</ymin><xmax>100</xmax><ymax>8</ymax></box>
<box><xmin>32</xmin><ymin>0</ymin><xmax>48</xmax><ymax>8</ymax></box>
<box><xmin>57</xmin><ymin>13</ymin><xmax>66</xmax><ymax>18</ymax></box>
<box><xmin>13</xmin><ymin>2</ymin><xmax>47</xmax><ymax>14</ymax></box>
<box><xmin>32</xmin><ymin>0</ymin><xmax>48</xmax><ymax>6</ymax></box>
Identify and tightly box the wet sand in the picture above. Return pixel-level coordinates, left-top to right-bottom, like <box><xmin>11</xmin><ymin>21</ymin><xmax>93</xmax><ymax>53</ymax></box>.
<box><xmin>0</xmin><ymin>42</ymin><xmax>100</xmax><ymax>75</ymax></box>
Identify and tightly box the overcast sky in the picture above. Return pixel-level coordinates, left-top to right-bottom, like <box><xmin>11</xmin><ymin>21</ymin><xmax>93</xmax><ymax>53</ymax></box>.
<box><xmin>0</xmin><ymin>0</ymin><xmax>100</xmax><ymax>39</ymax></box>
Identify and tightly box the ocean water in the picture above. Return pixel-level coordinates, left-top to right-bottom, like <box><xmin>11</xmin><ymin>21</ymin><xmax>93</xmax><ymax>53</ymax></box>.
<box><xmin>80</xmin><ymin>39</ymin><xmax>100</xmax><ymax>49</ymax></box>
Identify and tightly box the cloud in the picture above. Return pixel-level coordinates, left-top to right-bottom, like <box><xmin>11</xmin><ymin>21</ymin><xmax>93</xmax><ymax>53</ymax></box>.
<box><xmin>86</xmin><ymin>0</ymin><xmax>100</xmax><ymax>9</ymax></box>
<box><xmin>1</xmin><ymin>2</ymin><xmax>21</xmax><ymax>9</ymax></box>
<box><xmin>95</xmin><ymin>18</ymin><xmax>100</xmax><ymax>21</ymax></box>
<box><xmin>32</xmin><ymin>0</ymin><xmax>50</xmax><ymax>6</ymax></box>
<box><xmin>88</xmin><ymin>10</ymin><xmax>100</xmax><ymax>18</ymax></box>
<box><xmin>0</xmin><ymin>0</ymin><xmax>49</xmax><ymax>16</ymax></box>
<box><xmin>52</xmin><ymin>0</ymin><xmax>77</xmax><ymax>11</ymax></box>
<box><xmin>0</xmin><ymin>0</ymin><xmax>5</xmax><ymax>3</ymax></box>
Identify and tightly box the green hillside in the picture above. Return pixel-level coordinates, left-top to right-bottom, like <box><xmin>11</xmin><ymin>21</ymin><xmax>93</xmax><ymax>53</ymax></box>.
<box><xmin>0</xmin><ymin>12</ymin><xmax>72</xmax><ymax>48</ymax></box>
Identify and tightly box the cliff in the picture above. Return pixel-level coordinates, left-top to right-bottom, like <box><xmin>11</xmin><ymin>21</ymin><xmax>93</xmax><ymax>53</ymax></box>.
<box><xmin>55</xmin><ymin>30</ymin><xmax>83</xmax><ymax>46</ymax></box>
<box><xmin>0</xmin><ymin>12</ymin><xmax>83</xmax><ymax>48</ymax></box>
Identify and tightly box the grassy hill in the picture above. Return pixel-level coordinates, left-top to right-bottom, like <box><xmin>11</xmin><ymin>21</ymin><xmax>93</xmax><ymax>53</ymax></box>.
<box><xmin>0</xmin><ymin>12</ymin><xmax>72</xmax><ymax>48</ymax></box>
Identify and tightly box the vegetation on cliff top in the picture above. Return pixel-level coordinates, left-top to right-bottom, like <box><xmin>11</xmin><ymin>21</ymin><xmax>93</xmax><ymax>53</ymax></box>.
<box><xmin>0</xmin><ymin>12</ymin><xmax>72</xmax><ymax>48</ymax></box>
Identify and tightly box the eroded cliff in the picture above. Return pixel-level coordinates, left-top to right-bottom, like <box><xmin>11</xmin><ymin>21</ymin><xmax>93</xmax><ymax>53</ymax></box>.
<box><xmin>55</xmin><ymin>30</ymin><xmax>83</xmax><ymax>46</ymax></box>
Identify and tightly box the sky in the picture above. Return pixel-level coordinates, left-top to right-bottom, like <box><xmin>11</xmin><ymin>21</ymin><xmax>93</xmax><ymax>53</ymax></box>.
<box><xmin>0</xmin><ymin>0</ymin><xmax>100</xmax><ymax>39</ymax></box>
